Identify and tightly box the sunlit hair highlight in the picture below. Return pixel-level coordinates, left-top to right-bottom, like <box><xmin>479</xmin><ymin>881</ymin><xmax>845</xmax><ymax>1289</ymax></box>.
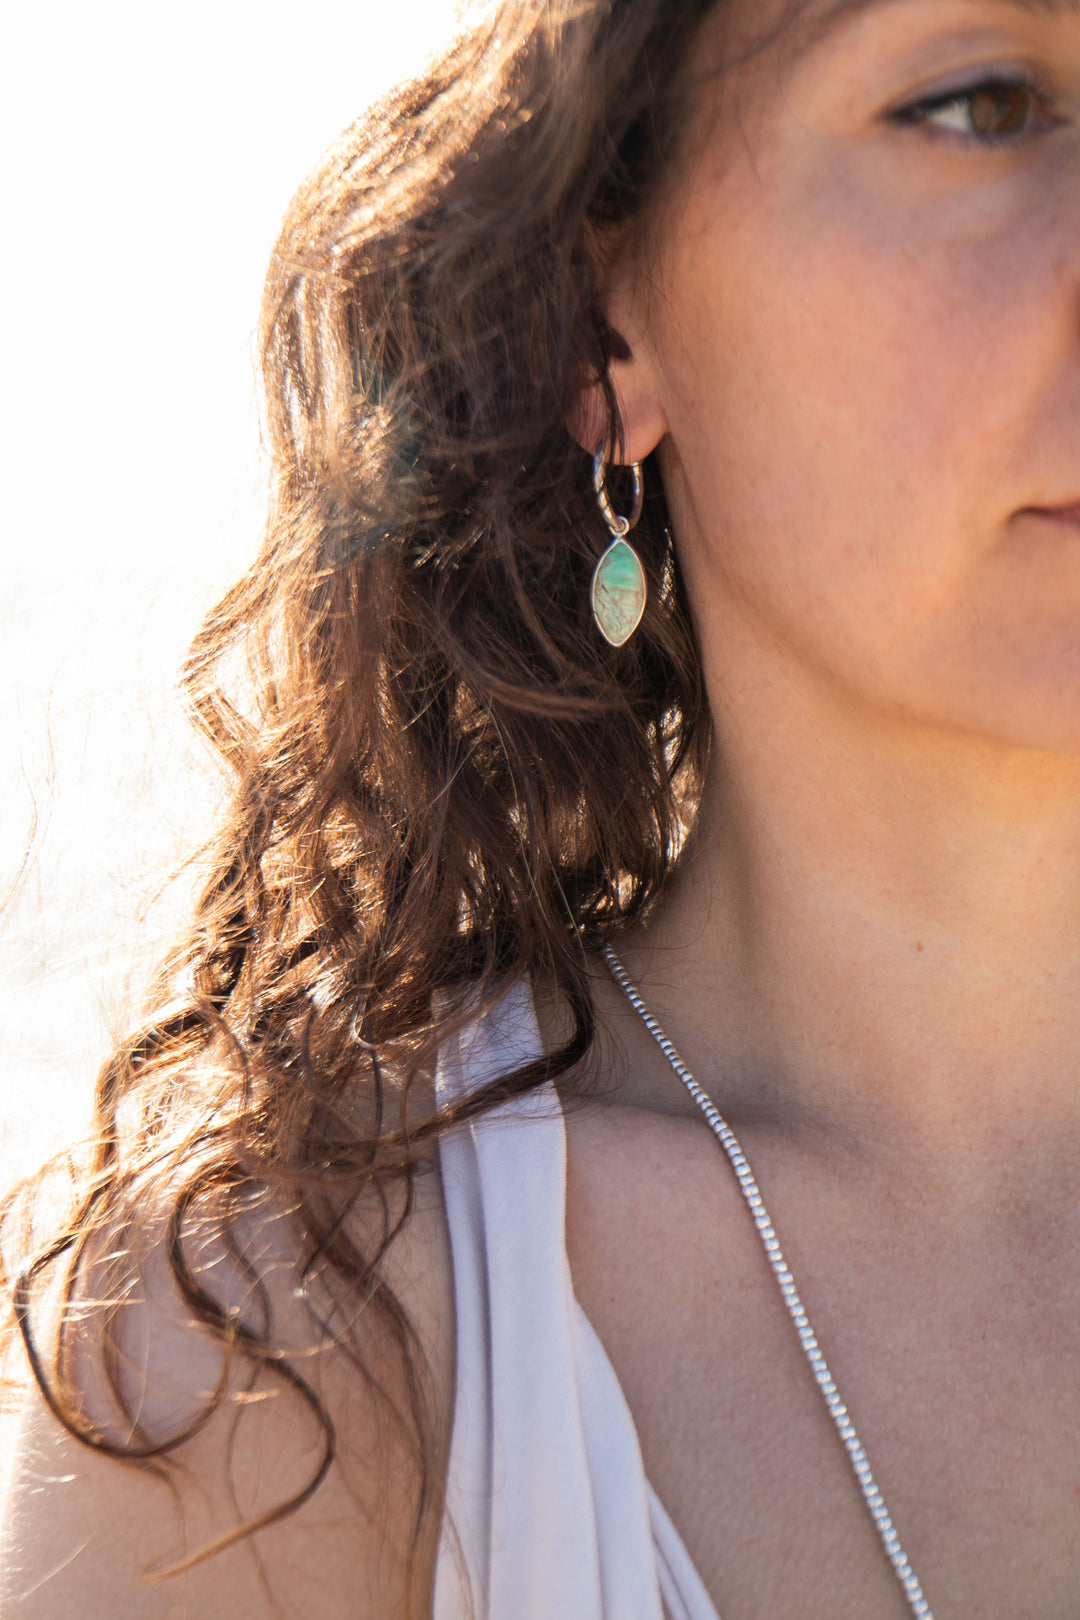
<box><xmin>2</xmin><ymin>0</ymin><xmax>716</xmax><ymax>1603</ymax></box>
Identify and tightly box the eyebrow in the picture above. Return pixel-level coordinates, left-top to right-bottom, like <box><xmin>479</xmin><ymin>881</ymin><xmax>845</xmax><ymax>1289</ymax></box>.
<box><xmin>799</xmin><ymin>0</ymin><xmax>1080</xmax><ymax>51</ymax></box>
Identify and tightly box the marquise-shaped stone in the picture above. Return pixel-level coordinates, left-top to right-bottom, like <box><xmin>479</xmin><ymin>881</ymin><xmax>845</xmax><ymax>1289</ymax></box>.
<box><xmin>591</xmin><ymin>538</ymin><xmax>647</xmax><ymax>647</ymax></box>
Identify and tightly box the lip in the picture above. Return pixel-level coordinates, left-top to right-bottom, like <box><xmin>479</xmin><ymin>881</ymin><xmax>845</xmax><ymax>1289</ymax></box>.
<box><xmin>1022</xmin><ymin>504</ymin><xmax>1080</xmax><ymax>527</ymax></box>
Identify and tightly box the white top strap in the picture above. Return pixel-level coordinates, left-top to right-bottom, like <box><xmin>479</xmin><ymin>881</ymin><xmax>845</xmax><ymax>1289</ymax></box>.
<box><xmin>433</xmin><ymin>980</ymin><xmax>720</xmax><ymax>1620</ymax></box>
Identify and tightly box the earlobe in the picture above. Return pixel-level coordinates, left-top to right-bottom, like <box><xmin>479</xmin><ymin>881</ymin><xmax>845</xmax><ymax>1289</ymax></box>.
<box><xmin>606</xmin><ymin>348</ymin><xmax>670</xmax><ymax>464</ymax></box>
<box><xmin>567</xmin><ymin>309</ymin><xmax>670</xmax><ymax>465</ymax></box>
<box><xmin>568</xmin><ymin>225</ymin><xmax>672</xmax><ymax>461</ymax></box>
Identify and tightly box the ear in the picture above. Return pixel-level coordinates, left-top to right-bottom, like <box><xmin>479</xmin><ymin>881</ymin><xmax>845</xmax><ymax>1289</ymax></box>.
<box><xmin>568</xmin><ymin>260</ymin><xmax>670</xmax><ymax>465</ymax></box>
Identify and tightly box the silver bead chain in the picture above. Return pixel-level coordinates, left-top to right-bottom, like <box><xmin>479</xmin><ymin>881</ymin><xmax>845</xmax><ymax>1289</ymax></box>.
<box><xmin>602</xmin><ymin>945</ymin><xmax>934</xmax><ymax>1620</ymax></box>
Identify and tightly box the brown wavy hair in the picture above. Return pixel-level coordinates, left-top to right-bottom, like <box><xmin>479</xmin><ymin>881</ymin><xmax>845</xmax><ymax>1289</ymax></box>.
<box><xmin>2</xmin><ymin>0</ymin><xmax>717</xmax><ymax>1601</ymax></box>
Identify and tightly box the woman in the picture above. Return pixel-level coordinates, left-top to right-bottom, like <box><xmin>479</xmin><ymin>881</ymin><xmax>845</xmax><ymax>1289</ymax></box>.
<box><xmin>4</xmin><ymin>0</ymin><xmax>1080</xmax><ymax>1614</ymax></box>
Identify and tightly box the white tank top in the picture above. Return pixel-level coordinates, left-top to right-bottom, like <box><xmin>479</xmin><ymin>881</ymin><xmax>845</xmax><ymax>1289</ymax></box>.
<box><xmin>433</xmin><ymin>980</ymin><xmax>722</xmax><ymax>1620</ymax></box>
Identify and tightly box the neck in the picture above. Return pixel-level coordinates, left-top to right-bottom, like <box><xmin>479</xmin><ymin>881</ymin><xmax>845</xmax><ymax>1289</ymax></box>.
<box><xmin>621</xmin><ymin>660</ymin><xmax>1080</xmax><ymax>1181</ymax></box>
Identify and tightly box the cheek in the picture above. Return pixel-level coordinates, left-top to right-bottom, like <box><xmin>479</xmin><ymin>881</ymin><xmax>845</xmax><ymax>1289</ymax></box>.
<box><xmin>655</xmin><ymin>163</ymin><xmax>1061</xmax><ymax>693</ymax></box>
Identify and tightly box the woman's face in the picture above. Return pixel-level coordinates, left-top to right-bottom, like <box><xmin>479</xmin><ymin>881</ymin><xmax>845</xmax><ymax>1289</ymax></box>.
<box><xmin>614</xmin><ymin>0</ymin><xmax>1080</xmax><ymax>756</ymax></box>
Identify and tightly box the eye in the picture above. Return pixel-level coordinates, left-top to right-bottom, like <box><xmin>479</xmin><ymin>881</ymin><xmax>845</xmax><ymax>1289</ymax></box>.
<box><xmin>892</xmin><ymin>74</ymin><xmax>1057</xmax><ymax>145</ymax></box>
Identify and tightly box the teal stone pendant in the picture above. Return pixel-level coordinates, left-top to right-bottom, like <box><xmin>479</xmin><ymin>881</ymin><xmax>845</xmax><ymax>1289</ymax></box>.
<box><xmin>591</xmin><ymin>537</ymin><xmax>647</xmax><ymax>647</ymax></box>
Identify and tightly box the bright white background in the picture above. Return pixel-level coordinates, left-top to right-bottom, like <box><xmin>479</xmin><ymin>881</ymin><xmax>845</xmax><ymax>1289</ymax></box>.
<box><xmin>0</xmin><ymin>1</ymin><xmax>468</xmax><ymax>1188</ymax></box>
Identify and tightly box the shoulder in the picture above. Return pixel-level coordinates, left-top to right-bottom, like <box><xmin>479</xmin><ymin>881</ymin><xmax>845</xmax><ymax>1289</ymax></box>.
<box><xmin>0</xmin><ymin>1164</ymin><xmax>454</xmax><ymax>1620</ymax></box>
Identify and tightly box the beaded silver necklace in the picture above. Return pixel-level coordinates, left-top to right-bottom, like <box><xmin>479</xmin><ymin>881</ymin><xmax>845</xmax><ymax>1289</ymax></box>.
<box><xmin>602</xmin><ymin>944</ymin><xmax>934</xmax><ymax>1620</ymax></box>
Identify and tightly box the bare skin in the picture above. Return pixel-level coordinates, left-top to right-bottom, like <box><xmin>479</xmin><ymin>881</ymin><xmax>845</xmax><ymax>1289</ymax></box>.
<box><xmin>564</xmin><ymin>0</ymin><xmax>1080</xmax><ymax>1613</ymax></box>
<box><xmin>0</xmin><ymin>1171</ymin><xmax>455</xmax><ymax>1618</ymax></box>
<box><xmin>6</xmin><ymin>1</ymin><xmax>1080</xmax><ymax>1616</ymax></box>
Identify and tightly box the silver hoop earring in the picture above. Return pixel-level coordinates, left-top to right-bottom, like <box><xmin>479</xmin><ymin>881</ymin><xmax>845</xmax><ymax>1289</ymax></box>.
<box><xmin>590</xmin><ymin>449</ymin><xmax>646</xmax><ymax>647</ymax></box>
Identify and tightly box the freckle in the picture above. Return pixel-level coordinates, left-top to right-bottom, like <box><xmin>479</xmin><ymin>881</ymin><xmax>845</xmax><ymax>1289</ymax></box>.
<box><xmin>916</xmin><ymin>941</ymin><xmax>924</xmax><ymax>953</ymax></box>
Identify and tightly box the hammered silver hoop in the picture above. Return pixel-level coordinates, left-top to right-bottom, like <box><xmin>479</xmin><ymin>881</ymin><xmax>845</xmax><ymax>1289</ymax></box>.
<box><xmin>592</xmin><ymin>449</ymin><xmax>644</xmax><ymax>539</ymax></box>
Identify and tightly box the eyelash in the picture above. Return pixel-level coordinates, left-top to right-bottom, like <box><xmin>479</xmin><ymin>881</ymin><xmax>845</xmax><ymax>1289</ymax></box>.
<box><xmin>891</xmin><ymin>72</ymin><xmax>1058</xmax><ymax>147</ymax></box>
